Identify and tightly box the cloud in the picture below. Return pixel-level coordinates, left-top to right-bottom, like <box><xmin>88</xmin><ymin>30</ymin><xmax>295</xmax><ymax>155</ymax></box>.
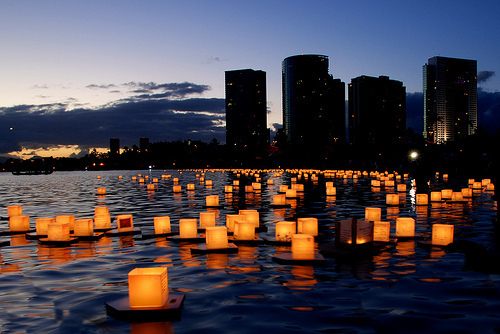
<box><xmin>478</xmin><ymin>71</ymin><xmax>495</xmax><ymax>85</ymax></box>
<box><xmin>0</xmin><ymin>81</ymin><xmax>225</xmax><ymax>157</ymax></box>
<box><xmin>202</xmin><ymin>56</ymin><xmax>229</xmax><ymax>64</ymax></box>
<box><xmin>86</xmin><ymin>84</ymin><xmax>117</xmax><ymax>89</ymax></box>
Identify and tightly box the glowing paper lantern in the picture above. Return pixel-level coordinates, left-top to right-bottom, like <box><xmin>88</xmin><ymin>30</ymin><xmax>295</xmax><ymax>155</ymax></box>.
<box><xmin>482</xmin><ymin>179</ymin><xmax>491</xmax><ymax>186</ymax></box>
<box><xmin>326</xmin><ymin>181</ymin><xmax>334</xmax><ymax>188</ymax></box>
<box><xmin>291</xmin><ymin>234</ymin><xmax>315</xmax><ymax>260</ymax></box>
<box><xmin>205</xmin><ymin>180</ymin><xmax>213</xmax><ymax>186</ymax></box>
<box><xmin>267</xmin><ymin>179</ymin><xmax>274</xmax><ymax>185</ymax></box>
<box><xmin>94</xmin><ymin>213</ymin><xmax>111</xmax><ymax>230</ymax></box>
<box><xmin>205</xmin><ymin>195</ymin><xmax>219</xmax><ymax>207</ymax></box>
<box><xmin>397</xmin><ymin>184</ymin><xmax>407</xmax><ymax>192</ymax></box>
<box><xmin>179</xmin><ymin>219</ymin><xmax>198</xmax><ymax>239</ymax></box>
<box><xmin>173</xmin><ymin>185</ymin><xmax>182</xmax><ymax>193</ymax></box>
<box><xmin>226</xmin><ymin>214</ymin><xmax>244</xmax><ymax>233</ymax></box>
<box><xmin>486</xmin><ymin>183</ymin><xmax>495</xmax><ymax>191</ymax></box>
<box><xmin>451</xmin><ymin>192</ymin><xmax>464</xmax><ymax>202</ymax></box>
<box><xmin>36</xmin><ymin>218</ymin><xmax>54</xmax><ymax>235</ymax></box>
<box><xmin>234</xmin><ymin>220</ymin><xmax>255</xmax><ymax>240</ymax></box>
<box><xmin>297</xmin><ymin>217</ymin><xmax>318</xmax><ymax>236</ymax></box>
<box><xmin>97</xmin><ymin>188</ymin><xmax>106</xmax><ymax>195</ymax></box>
<box><xmin>336</xmin><ymin>218</ymin><xmax>373</xmax><ymax>245</ymax></box>
<box><xmin>431</xmin><ymin>224</ymin><xmax>454</xmax><ymax>246</ymax></box>
<box><xmin>173</xmin><ymin>178</ymin><xmax>179</xmax><ymax>184</ymax></box>
<box><xmin>273</xmin><ymin>194</ymin><xmax>286</xmax><ymax>206</ymax></box>
<box><xmin>386</xmin><ymin>194</ymin><xmax>400</xmax><ymax>206</ymax></box>
<box><xmin>56</xmin><ymin>215</ymin><xmax>75</xmax><ymax>231</ymax></box>
<box><xmin>147</xmin><ymin>184</ymin><xmax>155</xmax><ymax>191</ymax></box>
<box><xmin>233</xmin><ymin>180</ymin><xmax>240</xmax><ymax>186</ymax></box>
<box><xmin>416</xmin><ymin>193</ymin><xmax>429</xmax><ymax>205</ymax></box>
<box><xmin>275</xmin><ymin>221</ymin><xmax>295</xmax><ymax>242</ymax></box>
<box><xmin>279</xmin><ymin>185</ymin><xmax>288</xmax><ymax>193</ymax></box>
<box><xmin>74</xmin><ymin>219</ymin><xmax>94</xmax><ymax>236</ymax></box>
<box><xmin>199</xmin><ymin>212</ymin><xmax>216</xmax><ymax>229</ymax></box>
<box><xmin>154</xmin><ymin>216</ymin><xmax>171</xmax><ymax>234</ymax></box>
<box><xmin>47</xmin><ymin>222</ymin><xmax>70</xmax><ymax>241</ymax></box>
<box><xmin>252</xmin><ymin>182</ymin><xmax>261</xmax><ymax>191</ymax></box>
<box><xmin>225</xmin><ymin>185</ymin><xmax>233</xmax><ymax>193</ymax></box>
<box><xmin>117</xmin><ymin>214</ymin><xmax>134</xmax><ymax>232</ymax></box>
<box><xmin>371</xmin><ymin>180</ymin><xmax>381</xmax><ymax>187</ymax></box>
<box><xmin>472</xmin><ymin>182</ymin><xmax>482</xmax><ymax>190</ymax></box>
<box><xmin>286</xmin><ymin>188</ymin><xmax>297</xmax><ymax>198</ymax></box>
<box><xmin>293</xmin><ymin>184</ymin><xmax>305</xmax><ymax>192</ymax></box>
<box><xmin>395</xmin><ymin>217</ymin><xmax>415</xmax><ymax>237</ymax></box>
<box><xmin>373</xmin><ymin>221</ymin><xmax>391</xmax><ymax>242</ymax></box>
<box><xmin>205</xmin><ymin>226</ymin><xmax>229</xmax><ymax>249</ymax></box>
<box><xmin>326</xmin><ymin>186</ymin><xmax>336</xmax><ymax>196</ymax></box>
<box><xmin>245</xmin><ymin>185</ymin><xmax>254</xmax><ymax>193</ymax></box>
<box><xmin>461</xmin><ymin>188</ymin><xmax>473</xmax><ymax>198</ymax></box>
<box><xmin>239</xmin><ymin>209</ymin><xmax>259</xmax><ymax>228</ymax></box>
<box><xmin>128</xmin><ymin>267</ymin><xmax>169</xmax><ymax>308</ymax></box>
<box><xmin>441</xmin><ymin>189</ymin><xmax>453</xmax><ymax>200</ymax></box>
<box><xmin>365</xmin><ymin>207</ymin><xmax>382</xmax><ymax>222</ymax></box>
<box><xmin>95</xmin><ymin>206</ymin><xmax>109</xmax><ymax>215</ymax></box>
<box><xmin>7</xmin><ymin>205</ymin><xmax>22</xmax><ymax>217</ymax></box>
<box><xmin>9</xmin><ymin>215</ymin><xmax>30</xmax><ymax>232</ymax></box>
<box><xmin>187</xmin><ymin>183</ymin><xmax>195</xmax><ymax>191</ymax></box>
<box><xmin>430</xmin><ymin>191</ymin><xmax>442</xmax><ymax>202</ymax></box>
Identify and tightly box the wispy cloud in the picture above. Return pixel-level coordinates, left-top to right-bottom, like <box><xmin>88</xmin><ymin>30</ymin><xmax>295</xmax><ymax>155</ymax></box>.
<box><xmin>478</xmin><ymin>70</ymin><xmax>495</xmax><ymax>85</ymax></box>
<box><xmin>202</xmin><ymin>56</ymin><xmax>229</xmax><ymax>64</ymax></box>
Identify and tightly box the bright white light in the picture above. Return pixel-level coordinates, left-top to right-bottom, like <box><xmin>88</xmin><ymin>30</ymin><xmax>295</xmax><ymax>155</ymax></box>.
<box><xmin>410</xmin><ymin>151</ymin><xmax>418</xmax><ymax>159</ymax></box>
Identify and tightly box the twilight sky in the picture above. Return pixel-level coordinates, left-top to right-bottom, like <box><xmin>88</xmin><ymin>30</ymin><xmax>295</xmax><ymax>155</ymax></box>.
<box><xmin>1</xmin><ymin>0</ymin><xmax>499</xmax><ymax>159</ymax></box>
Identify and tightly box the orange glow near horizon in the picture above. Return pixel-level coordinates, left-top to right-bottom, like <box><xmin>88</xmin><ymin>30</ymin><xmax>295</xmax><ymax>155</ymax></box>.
<box><xmin>6</xmin><ymin>145</ymin><xmax>109</xmax><ymax>160</ymax></box>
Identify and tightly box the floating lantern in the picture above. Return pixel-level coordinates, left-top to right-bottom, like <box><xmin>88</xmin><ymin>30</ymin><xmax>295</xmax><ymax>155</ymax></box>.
<box><xmin>7</xmin><ymin>205</ymin><xmax>22</xmax><ymax>217</ymax></box>
<box><xmin>179</xmin><ymin>219</ymin><xmax>198</xmax><ymax>239</ymax></box>
<box><xmin>395</xmin><ymin>217</ymin><xmax>415</xmax><ymax>237</ymax></box>
<box><xmin>94</xmin><ymin>213</ymin><xmax>111</xmax><ymax>230</ymax></box>
<box><xmin>225</xmin><ymin>185</ymin><xmax>233</xmax><ymax>193</ymax></box>
<box><xmin>286</xmin><ymin>188</ymin><xmax>297</xmax><ymax>198</ymax></box>
<box><xmin>385</xmin><ymin>180</ymin><xmax>395</xmax><ymax>187</ymax></box>
<box><xmin>431</xmin><ymin>224</ymin><xmax>454</xmax><ymax>246</ymax></box>
<box><xmin>472</xmin><ymin>182</ymin><xmax>482</xmax><ymax>190</ymax></box>
<box><xmin>279</xmin><ymin>185</ymin><xmax>288</xmax><ymax>193</ymax></box>
<box><xmin>291</xmin><ymin>234</ymin><xmax>315</xmax><ymax>260</ymax></box>
<box><xmin>430</xmin><ymin>191</ymin><xmax>442</xmax><ymax>202</ymax></box>
<box><xmin>233</xmin><ymin>180</ymin><xmax>240</xmax><ymax>186</ymax></box>
<box><xmin>95</xmin><ymin>206</ymin><xmax>109</xmax><ymax>215</ymax></box>
<box><xmin>386</xmin><ymin>194</ymin><xmax>400</xmax><ymax>206</ymax></box>
<box><xmin>97</xmin><ymin>175</ymin><xmax>101</xmax><ymax>179</ymax></box>
<box><xmin>74</xmin><ymin>219</ymin><xmax>94</xmax><ymax>237</ymax></box>
<box><xmin>487</xmin><ymin>183</ymin><xmax>495</xmax><ymax>192</ymax></box>
<box><xmin>441</xmin><ymin>189</ymin><xmax>453</xmax><ymax>200</ymax></box>
<box><xmin>187</xmin><ymin>183</ymin><xmax>195</xmax><ymax>191</ymax></box>
<box><xmin>172</xmin><ymin>185</ymin><xmax>182</xmax><ymax>193</ymax></box>
<box><xmin>365</xmin><ymin>207</ymin><xmax>382</xmax><ymax>222</ymax></box>
<box><xmin>199</xmin><ymin>212</ymin><xmax>216</xmax><ymax>229</ymax></box>
<box><xmin>293</xmin><ymin>184</ymin><xmax>304</xmax><ymax>192</ymax></box>
<box><xmin>205</xmin><ymin>226</ymin><xmax>229</xmax><ymax>249</ymax></box>
<box><xmin>173</xmin><ymin>178</ymin><xmax>179</xmax><ymax>184</ymax></box>
<box><xmin>273</xmin><ymin>194</ymin><xmax>286</xmax><ymax>206</ymax></box>
<box><xmin>117</xmin><ymin>214</ymin><xmax>134</xmax><ymax>232</ymax></box>
<box><xmin>336</xmin><ymin>218</ymin><xmax>373</xmax><ymax>245</ymax></box>
<box><xmin>56</xmin><ymin>215</ymin><xmax>75</xmax><ymax>231</ymax></box>
<box><xmin>9</xmin><ymin>215</ymin><xmax>30</xmax><ymax>232</ymax></box>
<box><xmin>297</xmin><ymin>217</ymin><xmax>318</xmax><ymax>236</ymax></box>
<box><xmin>239</xmin><ymin>209</ymin><xmax>259</xmax><ymax>228</ymax></box>
<box><xmin>205</xmin><ymin>195</ymin><xmax>219</xmax><ymax>207</ymax></box>
<box><xmin>373</xmin><ymin>221</ymin><xmax>391</xmax><ymax>242</ymax></box>
<box><xmin>47</xmin><ymin>222</ymin><xmax>70</xmax><ymax>241</ymax></box>
<box><xmin>147</xmin><ymin>184</ymin><xmax>155</xmax><ymax>191</ymax></box>
<box><xmin>154</xmin><ymin>216</ymin><xmax>171</xmax><ymax>234</ymax></box>
<box><xmin>153</xmin><ymin>178</ymin><xmax>158</xmax><ymax>183</ymax></box>
<box><xmin>371</xmin><ymin>180</ymin><xmax>381</xmax><ymax>187</ymax></box>
<box><xmin>128</xmin><ymin>267</ymin><xmax>169</xmax><ymax>308</ymax></box>
<box><xmin>482</xmin><ymin>179</ymin><xmax>491</xmax><ymax>186</ymax></box>
<box><xmin>461</xmin><ymin>188</ymin><xmax>473</xmax><ymax>198</ymax></box>
<box><xmin>97</xmin><ymin>187</ymin><xmax>106</xmax><ymax>194</ymax></box>
<box><xmin>205</xmin><ymin>180</ymin><xmax>213</xmax><ymax>186</ymax></box>
<box><xmin>139</xmin><ymin>178</ymin><xmax>145</xmax><ymax>184</ymax></box>
<box><xmin>119</xmin><ymin>175</ymin><xmax>123</xmax><ymax>179</ymax></box>
<box><xmin>245</xmin><ymin>185</ymin><xmax>254</xmax><ymax>193</ymax></box>
<box><xmin>468</xmin><ymin>179</ymin><xmax>475</xmax><ymax>185</ymax></box>
<box><xmin>397</xmin><ymin>184</ymin><xmax>407</xmax><ymax>192</ymax></box>
<box><xmin>267</xmin><ymin>179</ymin><xmax>274</xmax><ymax>185</ymax></box>
<box><xmin>226</xmin><ymin>214</ymin><xmax>244</xmax><ymax>233</ymax></box>
<box><xmin>416</xmin><ymin>193</ymin><xmax>429</xmax><ymax>205</ymax></box>
<box><xmin>326</xmin><ymin>186</ymin><xmax>336</xmax><ymax>196</ymax></box>
<box><xmin>233</xmin><ymin>220</ymin><xmax>255</xmax><ymax>240</ymax></box>
<box><xmin>451</xmin><ymin>192</ymin><xmax>464</xmax><ymax>202</ymax></box>
<box><xmin>36</xmin><ymin>218</ymin><xmax>54</xmax><ymax>235</ymax></box>
<box><xmin>275</xmin><ymin>221</ymin><xmax>295</xmax><ymax>242</ymax></box>
<box><xmin>132</xmin><ymin>176</ymin><xmax>137</xmax><ymax>181</ymax></box>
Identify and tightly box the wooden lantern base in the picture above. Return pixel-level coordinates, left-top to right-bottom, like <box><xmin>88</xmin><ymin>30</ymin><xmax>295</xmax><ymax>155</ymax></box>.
<box><xmin>270</xmin><ymin>204</ymin><xmax>291</xmax><ymax>208</ymax></box>
<box><xmin>228</xmin><ymin>236</ymin><xmax>263</xmax><ymax>246</ymax></box>
<box><xmin>25</xmin><ymin>232</ymin><xmax>46</xmax><ymax>240</ymax></box>
<box><xmin>38</xmin><ymin>237</ymin><xmax>79</xmax><ymax>246</ymax></box>
<box><xmin>166</xmin><ymin>235</ymin><xmax>206</xmax><ymax>243</ymax></box>
<box><xmin>1</xmin><ymin>229</ymin><xmax>35</xmax><ymax>236</ymax></box>
<box><xmin>140</xmin><ymin>231</ymin><xmax>175</xmax><ymax>239</ymax></box>
<box><xmin>389</xmin><ymin>233</ymin><xmax>423</xmax><ymax>240</ymax></box>
<box><xmin>75</xmin><ymin>232</ymin><xmax>105</xmax><ymax>241</ymax></box>
<box><xmin>105</xmin><ymin>227</ymin><xmax>142</xmax><ymax>237</ymax></box>
<box><xmin>190</xmin><ymin>243</ymin><xmax>238</xmax><ymax>254</ymax></box>
<box><xmin>272</xmin><ymin>253</ymin><xmax>326</xmax><ymax>265</ymax></box>
<box><xmin>263</xmin><ymin>238</ymin><xmax>292</xmax><ymax>246</ymax></box>
<box><xmin>105</xmin><ymin>294</ymin><xmax>185</xmax><ymax>322</ymax></box>
<box><xmin>202</xmin><ymin>205</ymin><xmax>224</xmax><ymax>209</ymax></box>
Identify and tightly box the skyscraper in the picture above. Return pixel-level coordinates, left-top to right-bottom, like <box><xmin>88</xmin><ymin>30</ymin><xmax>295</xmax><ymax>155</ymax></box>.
<box><xmin>348</xmin><ymin>75</ymin><xmax>406</xmax><ymax>146</ymax></box>
<box><xmin>423</xmin><ymin>56</ymin><xmax>477</xmax><ymax>143</ymax></box>
<box><xmin>282</xmin><ymin>54</ymin><xmax>345</xmax><ymax>161</ymax></box>
<box><xmin>225</xmin><ymin>69</ymin><xmax>268</xmax><ymax>153</ymax></box>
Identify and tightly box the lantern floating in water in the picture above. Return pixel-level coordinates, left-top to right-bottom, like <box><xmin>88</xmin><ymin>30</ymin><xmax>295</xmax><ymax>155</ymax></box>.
<box><xmin>129</xmin><ymin>267</ymin><xmax>169</xmax><ymax>308</ymax></box>
<box><xmin>154</xmin><ymin>216</ymin><xmax>171</xmax><ymax>235</ymax></box>
<box><xmin>233</xmin><ymin>180</ymin><xmax>240</xmax><ymax>186</ymax></box>
<box><xmin>199</xmin><ymin>212</ymin><xmax>216</xmax><ymax>229</ymax></box>
<box><xmin>373</xmin><ymin>221</ymin><xmax>391</xmax><ymax>242</ymax></box>
<box><xmin>286</xmin><ymin>188</ymin><xmax>297</xmax><ymax>198</ymax></box>
<box><xmin>205</xmin><ymin>180</ymin><xmax>213</xmax><ymax>186</ymax></box>
<box><xmin>461</xmin><ymin>188</ymin><xmax>473</xmax><ymax>198</ymax></box>
<box><xmin>239</xmin><ymin>209</ymin><xmax>259</xmax><ymax>228</ymax></box>
<box><xmin>486</xmin><ymin>183</ymin><xmax>495</xmax><ymax>192</ymax></box>
<box><xmin>9</xmin><ymin>215</ymin><xmax>30</xmax><ymax>232</ymax></box>
<box><xmin>279</xmin><ymin>185</ymin><xmax>288</xmax><ymax>193</ymax></box>
<box><xmin>252</xmin><ymin>182</ymin><xmax>261</xmax><ymax>191</ymax></box>
<box><xmin>94</xmin><ymin>213</ymin><xmax>111</xmax><ymax>230</ymax></box>
<box><xmin>173</xmin><ymin>178</ymin><xmax>179</xmax><ymax>184</ymax></box>
<box><xmin>225</xmin><ymin>185</ymin><xmax>233</xmax><ymax>193</ymax></box>
<box><xmin>451</xmin><ymin>192</ymin><xmax>464</xmax><ymax>202</ymax></box>
<box><xmin>117</xmin><ymin>214</ymin><xmax>134</xmax><ymax>233</ymax></box>
<box><xmin>397</xmin><ymin>184</ymin><xmax>407</xmax><ymax>192</ymax></box>
<box><xmin>205</xmin><ymin>226</ymin><xmax>229</xmax><ymax>249</ymax></box>
<box><xmin>297</xmin><ymin>217</ymin><xmax>318</xmax><ymax>236</ymax></box>
<box><xmin>430</xmin><ymin>191</ymin><xmax>442</xmax><ymax>202</ymax></box>
<box><xmin>275</xmin><ymin>221</ymin><xmax>295</xmax><ymax>242</ymax></box>
<box><xmin>205</xmin><ymin>195</ymin><xmax>219</xmax><ymax>207</ymax></box>
<box><xmin>179</xmin><ymin>219</ymin><xmax>198</xmax><ymax>239</ymax></box>
<box><xmin>245</xmin><ymin>185</ymin><xmax>254</xmax><ymax>193</ymax></box>
<box><xmin>56</xmin><ymin>215</ymin><xmax>75</xmax><ymax>231</ymax></box>
<box><xmin>431</xmin><ymin>224</ymin><xmax>454</xmax><ymax>246</ymax></box>
<box><xmin>336</xmin><ymin>218</ymin><xmax>373</xmax><ymax>245</ymax></box>
<box><xmin>172</xmin><ymin>185</ymin><xmax>182</xmax><ymax>193</ymax></box>
<box><xmin>482</xmin><ymin>179</ymin><xmax>491</xmax><ymax>186</ymax></box>
<box><xmin>371</xmin><ymin>180</ymin><xmax>381</xmax><ymax>187</ymax></box>
<box><xmin>74</xmin><ymin>219</ymin><xmax>94</xmax><ymax>237</ymax></box>
<box><xmin>267</xmin><ymin>179</ymin><xmax>274</xmax><ymax>185</ymax></box>
<box><xmin>273</xmin><ymin>194</ymin><xmax>286</xmax><ymax>206</ymax></box>
<box><xmin>47</xmin><ymin>222</ymin><xmax>70</xmax><ymax>241</ymax></box>
<box><xmin>395</xmin><ymin>217</ymin><xmax>415</xmax><ymax>238</ymax></box>
<box><xmin>326</xmin><ymin>186</ymin><xmax>336</xmax><ymax>196</ymax></box>
<box><xmin>441</xmin><ymin>189</ymin><xmax>453</xmax><ymax>200</ymax></box>
<box><xmin>187</xmin><ymin>183</ymin><xmax>195</xmax><ymax>191</ymax></box>
<box><xmin>365</xmin><ymin>207</ymin><xmax>381</xmax><ymax>222</ymax></box>
<box><xmin>7</xmin><ymin>205</ymin><xmax>22</xmax><ymax>217</ymax></box>
<box><xmin>233</xmin><ymin>220</ymin><xmax>255</xmax><ymax>240</ymax></box>
<box><xmin>95</xmin><ymin>206</ymin><xmax>109</xmax><ymax>215</ymax></box>
<box><xmin>36</xmin><ymin>218</ymin><xmax>54</xmax><ymax>236</ymax></box>
<box><xmin>472</xmin><ymin>181</ymin><xmax>482</xmax><ymax>190</ymax></box>
<box><xmin>386</xmin><ymin>194</ymin><xmax>399</xmax><ymax>206</ymax></box>
<box><xmin>416</xmin><ymin>193</ymin><xmax>429</xmax><ymax>205</ymax></box>
<box><xmin>147</xmin><ymin>184</ymin><xmax>155</xmax><ymax>191</ymax></box>
<box><xmin>291</xmin><ymin>234</ymin><xmax>315</xmax><ymax>260</ymax></box>
<box><xmin>226</xmin><ymin>214</ymin><xmax>244</xmax><ymax>233</ymax></box>
<box><xmin>97</xmin><ymin>187</ymin><xmax>106</xmax><ymax>195</ymax></box>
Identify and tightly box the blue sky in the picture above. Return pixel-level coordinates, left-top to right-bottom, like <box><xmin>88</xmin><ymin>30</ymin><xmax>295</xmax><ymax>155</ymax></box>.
<box><xmin>1</xmin><ymin>0</ymin><xmax>499</xmax><ymax>159</ymax></box>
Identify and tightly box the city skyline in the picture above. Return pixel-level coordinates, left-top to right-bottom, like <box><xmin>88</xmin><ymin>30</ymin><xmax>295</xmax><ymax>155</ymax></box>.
<box><xmin>1</xmin><ymin>1</ymin><xmax>499</xmax><ymax>159</ymax></box>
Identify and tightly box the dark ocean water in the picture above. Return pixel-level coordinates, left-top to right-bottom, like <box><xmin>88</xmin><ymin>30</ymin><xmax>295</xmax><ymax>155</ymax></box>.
<box><xmin>0</xmin><ymin>170</ymin><xmax>499</xmax><ymax>334</ymax></box>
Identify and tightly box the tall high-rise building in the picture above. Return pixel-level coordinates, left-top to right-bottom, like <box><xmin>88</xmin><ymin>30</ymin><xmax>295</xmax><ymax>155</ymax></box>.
<box><xmin>282</xmin><ymin>54</ymin><xmax>345</xmax><ymax>156</ymax></box>
<box><xmin>225</xmin><ymin>69</ymin><xmax>268</xmax><ymax>153</ymax></box>
<box><xmin>423</xmin><ymin>56</ymin><xmax>477</xmax><ymax>143</ymax></box>
<box><xmin>348</xmin><ymin>75</ymin><xmax>406</xmax><ymax>146</ymax></box>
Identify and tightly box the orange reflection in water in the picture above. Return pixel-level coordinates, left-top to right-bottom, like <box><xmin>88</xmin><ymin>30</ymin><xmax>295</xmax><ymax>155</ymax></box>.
<box><xmin>178</xmin><ymin>243</ymin><xmax>202</xmax><ymax>268</ymax></box>
<box><xmin>73</xmin><ymin>241</ymin><xmax>96</xmax><ymax>259</ymax></box>
<box><xmin>37</xmin><ymin>245</ymin><xmax>73</xmax><ymax>265</ymax></box>
<box><xmin>119</xmin><ymin>235</ymin><xmax>135</xmax><ymax>248</ymax></box>
<box><xmin>393</xmin><ymin>241</ymin><xmax>416</xmax><ymax>275</ymax></box>
<box><xmin>284</xmin><ymin>265</ymin><xmax>318</xmax><ymax>290</ymax></box>
<box><xmin>273</xmin><ymin>208</ymin><xmax>286</xmax><ymax>221</ymax></box>
<box><xmin>205</xmin><ymin>253</ymin><xmax>229</xmax><ymax>270</ymax></box>
<box><xmin>130</xmin><ymin>321</ymin><xmax>174</xmax><ymax>334</ymax></box>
